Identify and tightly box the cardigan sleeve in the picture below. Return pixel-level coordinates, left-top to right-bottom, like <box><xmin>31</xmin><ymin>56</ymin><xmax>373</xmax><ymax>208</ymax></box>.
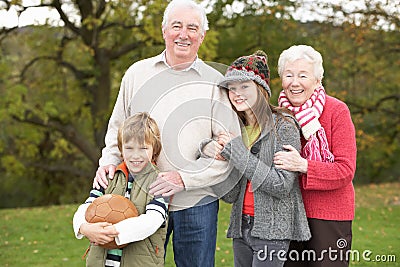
<box><xmin>212</xmin><ymin>167</ymin><xmax>243</xmax><ymax>203</ymax></box>
<box><xmin>221</xmin><ymin>117</ymin><xmax>301</xmax><ymax>199</ymax></box>
<box><xmin>303</xmin><ymin>102</ymin><xmax>357</xmax><ymax>190</ymax></box>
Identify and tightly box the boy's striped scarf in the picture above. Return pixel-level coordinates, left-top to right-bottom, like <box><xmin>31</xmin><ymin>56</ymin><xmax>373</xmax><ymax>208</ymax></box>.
<box><xmin>278</xmin><ymin>85</ymin><xmax>334</xmax><ymax>163</ymax></box>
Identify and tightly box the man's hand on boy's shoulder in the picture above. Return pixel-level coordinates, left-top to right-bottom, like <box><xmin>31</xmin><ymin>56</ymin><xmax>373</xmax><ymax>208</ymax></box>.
<box><xmin>93</xmin><ymin>164</ymin><xmax>117</xmax><ymax>189</ymax></box>
<box><xmin>149</xmin><ymin>171</ymin><xmax>185</xmax><ymax>197</ymax></box>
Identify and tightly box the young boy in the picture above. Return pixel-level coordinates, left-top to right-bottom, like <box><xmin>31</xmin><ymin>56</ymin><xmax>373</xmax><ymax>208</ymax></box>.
<box><xmin>73</xmin><ymin>112</ymin><xmax>168</xmax><ymax>267</ymax></box>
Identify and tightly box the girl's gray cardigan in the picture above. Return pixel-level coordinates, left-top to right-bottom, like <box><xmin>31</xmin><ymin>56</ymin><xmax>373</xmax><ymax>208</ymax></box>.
<box><xmin>212</xmin><ymin>113</ymin><xmax>311</xmax><ymax>241</ymax></box>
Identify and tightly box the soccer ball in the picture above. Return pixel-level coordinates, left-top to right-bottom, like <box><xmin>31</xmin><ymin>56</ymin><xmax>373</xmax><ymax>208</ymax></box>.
<box><xmin>85</xmin><ymin>194</ymin><xmax>139</xmax><ymax>249</ymax></box>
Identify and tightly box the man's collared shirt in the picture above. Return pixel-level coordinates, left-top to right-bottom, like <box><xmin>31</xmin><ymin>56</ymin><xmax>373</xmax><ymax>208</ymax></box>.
<box><xmin>157</xmin><ymin>50</ymin><xmax>201</xmax><ymax>74</ymax></box>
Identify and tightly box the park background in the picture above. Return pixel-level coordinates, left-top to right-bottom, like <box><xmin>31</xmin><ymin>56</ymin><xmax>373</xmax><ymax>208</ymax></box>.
<box><xmin>0</xmin><ymin>0</ymin><xmax>399</xmax><ymax>266</ymax></box>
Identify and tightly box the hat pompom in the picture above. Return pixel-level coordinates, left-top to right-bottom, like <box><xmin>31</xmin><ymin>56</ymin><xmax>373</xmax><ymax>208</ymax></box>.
<box><xmin>253</xmin><ymin>50</ymin><xmax>268</xmax><ymax>59</ymax></box>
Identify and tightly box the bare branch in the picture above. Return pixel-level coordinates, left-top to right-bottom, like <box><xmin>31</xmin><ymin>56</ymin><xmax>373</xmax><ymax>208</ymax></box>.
<box><xmin>348</xmin><ymin>94</ymin><xmax>400</xmax><ymax>117</ymax></box>
<box><xmin>95</xmin><ymin>0</ymin><xmax>106</xmax><ymax>19</ymax></box>
<box><xmin>12</xmin><ymin>111</ymin><xmax>99</xmax><ymax>164</ymax></box>
<box><xmin>29</xmin><ymin>162</ymin><xmax>92</xmax><ymax>177</ymax></box>
<box><xmin>102</xmin><ymin>21</ymin><xmax>144</xmax><ymax>30</ymax></box>
<box><xmin>0</xmin><ymin>26</ymin><xmax>19</xmax><ymax>42</ymax></box>
<box><xmin>20</xmin><ymin>55</ymin><xmax>92</xmax><ymax>84</ymax></box>
<box><xmin>51</xmin><ymin>0</ymin><xmax>80</xmax><ymax>35</ymax></box>
<box><xmin>109</xmin><ymin>37</ymin><xmax>156</xmax><ymax>60</ymax></box>
<box><xmin>76</xmin><ymin>0</ymin><xmax>93</xmax><ymax>19</ymax></box>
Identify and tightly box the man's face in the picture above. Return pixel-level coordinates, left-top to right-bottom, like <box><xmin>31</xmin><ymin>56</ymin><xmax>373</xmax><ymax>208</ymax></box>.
<box><xmin>162</xmin><ymin>6</ymin><xmax>205</xmax><ymax>67</ymax></box>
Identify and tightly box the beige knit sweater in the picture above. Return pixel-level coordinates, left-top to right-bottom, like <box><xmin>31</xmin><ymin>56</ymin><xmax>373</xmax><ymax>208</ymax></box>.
<box><xmin>99</xmin><ymin>53</ymin><xmax>240</xmax><ymax>211</ymax></box>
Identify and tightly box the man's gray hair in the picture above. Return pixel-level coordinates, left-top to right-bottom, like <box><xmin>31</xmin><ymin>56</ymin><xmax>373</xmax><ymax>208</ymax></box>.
<box><xmin>162</xmin><ymin>0</ymin><xmax>209</xmax><ymax>35</ymax></box>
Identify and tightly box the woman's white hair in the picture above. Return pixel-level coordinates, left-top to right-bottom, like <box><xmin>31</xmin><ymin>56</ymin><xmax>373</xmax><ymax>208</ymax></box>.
<box><xmin>162</xmin><ymin>0</ymin><xmax>209</xmax><ymax>35</ymax></box>
<box><xmin>277</xmin><ymin>45</ymin><xmax>324</xmax><ymax>81</ymax></box>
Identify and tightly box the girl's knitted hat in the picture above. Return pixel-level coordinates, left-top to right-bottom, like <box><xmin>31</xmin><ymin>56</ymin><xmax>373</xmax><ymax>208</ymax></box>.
<box><xmin>219</xmin><ymin>50</ymin><xmax>271</xmax><ymax>96</ymax></box>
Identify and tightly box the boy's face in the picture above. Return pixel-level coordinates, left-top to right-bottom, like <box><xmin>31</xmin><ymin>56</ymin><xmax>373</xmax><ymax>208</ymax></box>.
<box><xmin>122</xmin><ymin>139</ymin><xmax>154</xmax><ymax>174</ymax></box>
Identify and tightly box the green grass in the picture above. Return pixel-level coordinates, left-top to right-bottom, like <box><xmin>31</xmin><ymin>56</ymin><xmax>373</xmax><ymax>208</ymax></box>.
<box><xmin>1</xmin><ymin>183</ymin><xmax>399</xmax><ymax>266</ymax></box>
<box><xmin>350</xmin><ymin>183</ymin><xmax>400</xmax><ymax>266</ymax></box>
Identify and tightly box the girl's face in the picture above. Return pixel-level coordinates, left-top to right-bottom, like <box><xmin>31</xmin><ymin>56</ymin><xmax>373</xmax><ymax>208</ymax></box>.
<box><xmin>122</xmin><ymin>139</ymin><xmax>154</xmax><ymax>174</ymax></box>
<box><xmin>281</xmin><ymin>59</ymin><xmax>320</xmax><ymax>107</ymax></box>
<box><xmin>227</xmin><ymin>80</ymin><xmax>258</xmax><ymax>114</ymax></box>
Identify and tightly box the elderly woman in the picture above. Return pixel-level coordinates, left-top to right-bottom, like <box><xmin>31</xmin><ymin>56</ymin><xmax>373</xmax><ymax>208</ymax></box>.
<box><xmin>273</xmin><ymin>45</ymin><xmax>357</xmax><ymax>267</ymax></box>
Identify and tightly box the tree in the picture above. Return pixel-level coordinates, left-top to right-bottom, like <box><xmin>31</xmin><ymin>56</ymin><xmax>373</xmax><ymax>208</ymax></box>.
<box><xmin>0</xmin><ymin>0</ymin><xmax>170</xmax><ymax>206</ymax></box>
<box><xmin>3</xmin><ymin>0</ymin><xmax>397</xmax><ymax>207</ymax></box>
<box><xmin>298</xmin><ymin>0</ymin><xmax>400</xmax><ymax>183</ymax></box>
<box><xmin>0</xmin><ymin>0</ymin><xmax>296</xmax><ymax>207</ymax></box>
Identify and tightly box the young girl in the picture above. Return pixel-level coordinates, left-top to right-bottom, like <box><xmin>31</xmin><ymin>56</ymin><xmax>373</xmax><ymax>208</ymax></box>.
<box><xmin>208</xmin><ymin>51</ymin><xmax>311</xmax><ymax>267</ymax></box>
<box><xmin>73</xmin><ymin>112</ymin><xmax>168</xmax><ymax>267</ymax></box>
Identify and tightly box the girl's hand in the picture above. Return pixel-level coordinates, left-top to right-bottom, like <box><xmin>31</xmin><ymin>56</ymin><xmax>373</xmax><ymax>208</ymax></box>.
<box><xmin>202</xmin><ymin>140</ymin><xmax>225</xmax><ymax>160</ymax></box>
<box><xmin>79</xmin><ymin>222</ymin><xmax>119</xmax><ymax>245</ymax></box>
<box><xmin>217</xmin><ymin>132</ymin><xmax>236</xmax><ymax>146</ymax></box>
<box><xmin>273</xmin><ymin>145</ymin><xmax>308</xmax><ymax>173</ymax></box>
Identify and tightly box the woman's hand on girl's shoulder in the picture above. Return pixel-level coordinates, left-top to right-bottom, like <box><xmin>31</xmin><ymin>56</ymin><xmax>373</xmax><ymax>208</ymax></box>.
<box><xmin>273</xmin><ymin>145</ymin><xmax>308</xmax><ymax>173</ymax></box>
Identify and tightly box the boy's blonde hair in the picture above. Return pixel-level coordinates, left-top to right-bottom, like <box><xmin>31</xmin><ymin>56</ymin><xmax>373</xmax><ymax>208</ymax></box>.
<box><xmin>117</xmin><ymin>112</ymin><xmax>162</xmax><ymax>162</ymax></box>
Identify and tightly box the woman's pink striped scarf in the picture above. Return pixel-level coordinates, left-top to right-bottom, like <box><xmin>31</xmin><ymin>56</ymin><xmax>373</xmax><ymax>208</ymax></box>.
<box><xmin>278</xmin><ymin>85</ymin><xmax>334</xmax><ymax>163</ymax></box>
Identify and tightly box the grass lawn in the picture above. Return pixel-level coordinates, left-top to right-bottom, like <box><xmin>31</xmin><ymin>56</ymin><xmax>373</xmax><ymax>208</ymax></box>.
<box><xmin>0</xmin><ymin>182</ymin><xmax>399</xmax><ymax>266</ymax></box>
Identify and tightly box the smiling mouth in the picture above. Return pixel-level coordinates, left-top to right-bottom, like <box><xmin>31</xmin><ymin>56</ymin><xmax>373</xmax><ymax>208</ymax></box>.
<box><xmin>130</xmin><ymin>161</ymin><xmax>144</xmax><ymax>166</ymax></box>
<box><xmin>233</xmin><ymin>98</ymin><xmax>246</xmax><ymax>104</ymax></box>
<box><xmin>175</xmin><ymin>40</ymin><xmax>191</xmax><ymax>47</ymax></box>
<box><xmin>290</xmin><ymin>89</ymin><xmax>304</xmax><ymax>94</ymax></box>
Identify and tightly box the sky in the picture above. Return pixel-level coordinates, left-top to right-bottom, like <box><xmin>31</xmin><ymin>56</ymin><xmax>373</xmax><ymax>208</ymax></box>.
<box><xmin>0</xmin><ymin>0</ymin><xmax>398</xmax><ymax>29</ymax></box>
<box><xmin>0</xmin><ymin>5</ymin><xmax>61</xmax><ymax>28</ymax></box>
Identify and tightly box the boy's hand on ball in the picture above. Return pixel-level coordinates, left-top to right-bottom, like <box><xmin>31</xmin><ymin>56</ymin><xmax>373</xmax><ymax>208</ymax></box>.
<box><xmin>103</xmin><ymin>225</ymin><xmax>119</xmax><ymax>237</ymax></box>
<box><xmin>80</xmin><ymin>222</ymin><xmax>118</xmax><ymax>245</ymax></box>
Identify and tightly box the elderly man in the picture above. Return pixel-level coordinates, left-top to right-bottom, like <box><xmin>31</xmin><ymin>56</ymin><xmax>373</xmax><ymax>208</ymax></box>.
<box><xmin>93</xmin><ymin>0</ymin><xmax>239</xmax><ymax>266</ymax></box>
